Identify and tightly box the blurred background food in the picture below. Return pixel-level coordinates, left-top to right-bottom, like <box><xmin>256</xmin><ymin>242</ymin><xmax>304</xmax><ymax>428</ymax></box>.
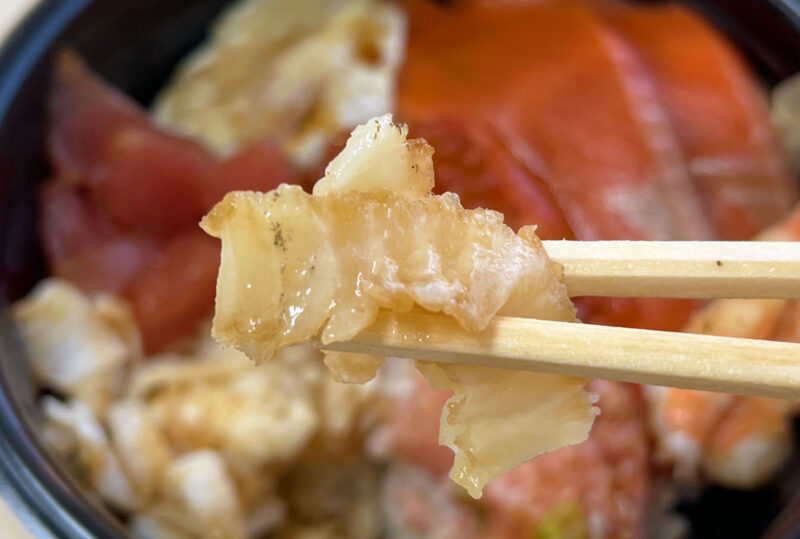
<box><xmin>4</xmin><ymin>0</ymin><xmax>800</xmax><ymax>537</ymax></box>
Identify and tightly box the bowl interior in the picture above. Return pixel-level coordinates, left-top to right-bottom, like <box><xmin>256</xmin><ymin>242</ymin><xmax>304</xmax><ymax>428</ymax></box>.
<box><xmin>0</xmin><ymin>1</ymin><xmax>798</xmax><ymax>537</ymax></box>
<box><xmin>0</xmin><ymin>1</ymin><xmax>230</xmax><ymax>536</ymax></box>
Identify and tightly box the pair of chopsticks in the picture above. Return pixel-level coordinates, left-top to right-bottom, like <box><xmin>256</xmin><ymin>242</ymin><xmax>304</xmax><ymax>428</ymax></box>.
<box><xmin>321</xmin><ymin>241</ymin><xmax>800</xmax><ymax>399</ymax></box>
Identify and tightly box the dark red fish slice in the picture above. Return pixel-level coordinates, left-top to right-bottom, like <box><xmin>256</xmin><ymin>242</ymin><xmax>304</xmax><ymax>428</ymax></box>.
<box><xmin>48</xmin><ymin>53</ymin><xmax>296</xmax><ymax>238</ymax></box>
<box><xmin>206</xmin><ymin>138</ymin><xmax>296</xmax><ymax>209</ymax></box>
<box><xmin>122</xmin><ymin>231</ymin><xmax>220</xmax><ymax>353</ymax></box>
<box><xmin>42</xmin><ymin>54</ymin><xmax>297</xmax><ymax>352</ymax></box>
<box><xmin>39</xmin><ymin>178</ymin><xmax>117</xmax><ymax>263</ymax></box>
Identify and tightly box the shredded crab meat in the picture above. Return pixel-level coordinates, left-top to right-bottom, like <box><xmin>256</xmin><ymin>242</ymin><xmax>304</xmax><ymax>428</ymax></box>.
<box><xmin>202</xmin><ymin>114</ymin><xmax>596</xmax><ymax>497</ymax></box>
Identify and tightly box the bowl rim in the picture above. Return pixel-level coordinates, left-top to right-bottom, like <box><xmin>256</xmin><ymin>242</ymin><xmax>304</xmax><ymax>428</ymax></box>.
<box><xmin>0</xmin><ymin>3</ymin><xmax>128</xmax><ymax>537</ymax></box>
<box><xmin>0</xmin><ymin>1</ymin><xmax>798</xmax><ymax>538</ymax></box>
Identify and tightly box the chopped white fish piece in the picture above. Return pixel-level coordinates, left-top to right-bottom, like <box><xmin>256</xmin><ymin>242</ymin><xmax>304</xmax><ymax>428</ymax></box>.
<box><xmin>143</xmin><ymin>353</ymin><xmax>319</xmax><ymax>464</ymax></box>
<box><xmin>13</xmin><ymin>279</ymin><xmax>139</xmax><ymax>416</ymax></box>
<box><xmin>129</xmin><ymin>515</ymin><xmax>191</xmax><ymax>539</ymax></box>
<box><xmin>96</xmin><ymin>336</ymin><xmax>370</xmax><ymax>537</ymax></box>
<box><xmin>107</xmin><ymin>400</ymin><xmax>171</xmax><ymax>501</ymax></box>
<box><xmin>131</xmin><ymin>342</ymin><xmax>373</xmax><ymax>466</ymax></box>
<box><xmin>42</xmin><ymin>397</ymin><xmax>140</xmax><ymax>511</ymax></box>
<box><xmin>152</xmin><ymin>0</ymin><xmax>406</xmax><ymax>167</ymax></box>
<box><xmin>202</xmin><ymin>115</ymin><xmax>596</xmax><ymax>497</ymax></box>
<box><xmin>161</xmin><ymin>450</ymin><xmax>246</xmax><ymax>539</ymax></box>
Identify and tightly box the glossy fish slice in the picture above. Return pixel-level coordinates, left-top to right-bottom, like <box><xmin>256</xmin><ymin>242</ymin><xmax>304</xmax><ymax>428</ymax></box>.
<box><xmin>604</xmin><ymin>3</ymin><xmax>797</xmax><ymax>239</ymax></box>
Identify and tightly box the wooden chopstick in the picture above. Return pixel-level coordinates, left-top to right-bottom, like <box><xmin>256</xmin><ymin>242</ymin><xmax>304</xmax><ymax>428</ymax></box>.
<box><xmin>320</xmin><ymin>311</ymin><xmax>800</xmax><ymax>399</ymax></box>
<box><xmin>544</xmin><ymin>240</ymin><xmax>800</xmax><ymax>298</ymax></box>
<box><xmin>319</xmin><ymin>240</ymin><xmax>800</xmax><ymax>395</ymax></box>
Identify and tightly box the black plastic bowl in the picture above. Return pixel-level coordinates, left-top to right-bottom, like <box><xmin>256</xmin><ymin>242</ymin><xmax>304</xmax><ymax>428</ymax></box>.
<box><xmin>0</xmin><ymin>1</ymin><xmax>799</xmax><ymax>538</ymax></box>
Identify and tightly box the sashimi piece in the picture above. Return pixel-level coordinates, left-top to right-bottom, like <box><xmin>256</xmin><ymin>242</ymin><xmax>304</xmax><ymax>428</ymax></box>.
<box><xmin>49</xmin><ymin>53</ymin><xmax>213</xmax><ymax>237</ymax></box>
<box><xmin>410</xmin><ymin>118</ymin><xmax>574</xmax><ymax>237</ymax></box>
<box><xmin>203</xmin><ymin>115</ymin><xmax>595</xmax><ymax>498</ymax></box>
<box><xmin>122</xmin><ymin>231</ymin><xmax>220</xmax><ymax>353</ymax></box>
<box><xmin>703</xmin><ymin>397</ymin><xmax>794</xmax><ymax>488</ymax></box>
<box><xmin>39</xmin><ymin>178</ymin><xmax>158</xmax><ymax>294</ymax></box>
<box><xmin>54</xmin><ymin>237</ymin><xmax>159</xmax><ymax>296</ymax></box>
<box><xmin>49</xmin><ymin>53</ymin><xmax>150</xmax><ymax>181</ymax></box>
<box><xmin>646</xmin><ymin>206</ymin><xmax>800</xmax><ymax>487</ymax></box>
<box><xmin>48</xmin><ymin>53</ymin><xmax>297</xmax><ymax>238</ymax></box>
<box><xmin>42</xmin><ymin>54</ymin><xmax>298</xmax><ymax>352</ymax></box>
<box><xmin>604</xmin><ymin>4</ymin><xmax>796</xmax><ymax>239</ymax></box>
<box><xmin>205</xmin><ymin>139</ymin><xmax>296</xmax><ymax>209</ymax></box>
<box><xmin>398</xmin><ymin>1</ymin><xmax>705</xmax><ymax>331</ymax></box>
<box><xmin>86</xmin><ymin>126</ymin><xmax>213</xmax><ymax>238</ymax></box>
<box><xmin>44</xmin><ymin>227</ymin><xmax>218</xmax><ymax>354</ymax></box>
<box><xmin>39</xmin><ymin>178</ymin><xmax>117</xmax><ymax>264</ymax></box>
<box><xmin>500</xmin><ymin>6</ymin><xmax>708</xmax><ymax>240</ymax></box>
<box><xmin>87</xmin><ymin>126</ymin><xmax>213</xmax><ymax>237</ymax></box>
<box><xmin>599</xmin><ymin>25</ymin><xmax>711</xmax><ymax>239</ymax></box>
<box><xmin>399</xmin><ymin>1</ymin><xmax>709</xmax><ymax>241</ymax></box>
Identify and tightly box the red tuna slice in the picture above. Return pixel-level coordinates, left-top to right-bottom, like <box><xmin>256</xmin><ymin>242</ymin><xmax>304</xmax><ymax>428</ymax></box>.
<box><xmin>205</xmin><ymin>137</ymin><xmax>296</xmax><ymax>209</ymax></box>
<box><xmin>48</xmin><ymin>52</ymin><xmax>150</xmax><ymax>181</ymax></box>
<box><xmin>44</xmin><ymin>55</ymin><xmax>298</xmax><ymax>352</ymax></box>
<box><xmin>604</xmin><ymin>4</ymin><xmax>797</xmax><ymax>239</ymax></box>
<box><xmin>39</xmin><ymin>178</ymin><xmax>117</xmax><ymax>264</ymax></box>
<box><xmin>89</xmin><ymin>126</ymin><xmax>213</xmax><ymax>237</ymax></box>
<box><xmin>54</xmin><ymin>236</ymin><xmax>160</xmax><ymax>296</ymax></box>
<box><xmin>49</xmin><ymin>53</ymin><xmax>297</xmax><ymax>239</ymax></box>
<box><xmin>49</xmin><ymin>52</ymin><xmax>213</xmax><ymax>237</ymax></box>
<box><xmin>39</xmin><ymin>178</ymin><xmax>158</xmax><ymax>294</ymax></box>
<box><xmin>86</xmin><ymin>129</ymin><xmax>294</xmax><ymax>238</ymax></box>
<box><xmin>122</xmin><ymin>231</ymin><xmax>220</xmax><ymax>354</ymax></box>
